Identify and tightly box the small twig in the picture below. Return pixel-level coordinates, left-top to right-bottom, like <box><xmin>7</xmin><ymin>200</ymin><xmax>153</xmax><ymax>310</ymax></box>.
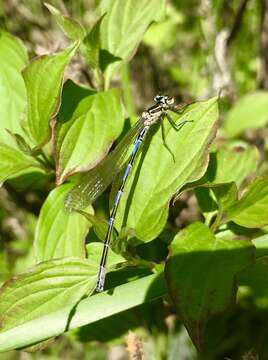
<box><xmin>226</xmin><ymin>0</ymin><xmax>251</xmax><ymax>48</ymax></box>
<box><xmin>213</xmin><ymin>0</ymin><xmax>250</xmax><ymax>95</ymax></box>
<box><xmin>258</xmin><ymin>0</ymin><xmax>268</xmax><ymax>89</ymax></box>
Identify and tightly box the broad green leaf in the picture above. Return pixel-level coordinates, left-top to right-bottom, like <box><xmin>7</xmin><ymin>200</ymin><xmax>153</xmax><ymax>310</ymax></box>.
<box><xmin>86</xmin><ymin>242</ymin><xmax>125</xmax><ymax>267</ymax></box>
<box><xmin>165</xmin><ymin>222</ymin><xmax>254</xmax><ymax>350</ymax></box>
<box><xmin>0</xmin><ymin>143</ymin><xmax>43</xmax><ymax>184</ymax></box>
<box><xmin>44</xmin><ymin>3</ymin><xmax>86</xmax><ymax>40</ymax></box>
<box><xmin>207</xmin><ymin>141</ymin><xmax>259</xmax><ymax>187</ymax></box>
<box><xmin>0</xmin><ymin>258</ymin><xmax>97</xmax><ymax>332</ymax></box>
<box><xmin>22</xmin><ymin>41</ymin><xmax>79</xmax><ymax>146</ymax></box>
<box><xmin>0</xmin><ymin>272</ymin><xmax>166</xmax><ymax>351</ymax></box>
<box><xmin>0</xmin><ymin>31</ymin><xmax>28</xmax><ymax>143</ymax></box>
<box><xmin>79</xmin><ymin>211</ymin><xmax>117</xmax><ymax>243</ymax></box>
<box><xmin>83</xmin><ymin>13</ymin><xmax>106</xmax><ymax>69</ymax></box>
<box><xmin>55</xmin><ymin>81</ymin><xmax>124</xmax><ymax>184</ymax></box>
<box><xmin>212</xmin><ymin>182</ymin><xmax>238</xmax><ymax>211</ymax></box>
<box><xmin>224</xmin><ymin>91</ymin><xmax>268</xmax><ymax>137</ymax></box>
<box><xmin>194</xmin><ymin>182</ymin><xmax>238</xmax><ymax>215</ymax></box>
<box><xmin>226</xmin><ymin>177</ymin><xmax>268</xmax><ymax>228</ymax></box>
<box><xmin>99</xmin><ymin>0</ymin><xmax>165</xmax><ymax>87</ymax></box>
<box><xmin>115</xmin><ymin>97</ymin><xmax>219</xmax><ymax>241</ymax></box>
<box><xmin>5</xmin><ymin>129</ymin><xmax>33</xmax><ymax>155</ymax></box>
<box><xmin>238</xmin><ymin>257</ymin><xmax>268</xmax><ymax>309</ymax></box>
<box><xmin>143</xmin><ymin>4</ymin><xmax>183</xmax><ymax>50</ymax></box>
<box><xmin>35</xmin><ymin>184</ymin><xmax>92</xmax><ymax>262</ymax></box>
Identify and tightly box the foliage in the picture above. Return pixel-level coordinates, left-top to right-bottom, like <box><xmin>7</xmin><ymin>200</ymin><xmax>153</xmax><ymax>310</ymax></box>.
<box><xmin>0</xmin><ymin>0</ymin><xmax>267</xmax><ymax>359</ymax></box>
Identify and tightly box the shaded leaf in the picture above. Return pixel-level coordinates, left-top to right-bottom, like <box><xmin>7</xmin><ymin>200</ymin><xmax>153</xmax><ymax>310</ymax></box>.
<box><xmin>79</xmin><ymin>211</ymin><xmax>117</xmax><ymax>242</ymax></box>
<box><xmin>165</xmin><ymin>222</ymin><xmax>254</xmax><ymax>350</ymax></box>
<box><xmin>226</xmin><ymin>176</ymin><xmax>268</xmax><ymax>228</ymax></box>
<box><xmin>224</xmin><ymin>91</ymin><xmax>268</xmax><ymax>137</ymax></box>
<box><xmin>207</xmin><ymin>141</ymin><xmax>259</xmax><ymax>187</ymax></box>
<box><xmin>252</xmin><ymin>234</ymin><xmax>268</xmax><ymax>258</ymax></box>
<box><xmin>83</xmin><ymin>13</ymin><xmax>106</xmax><ymax>69</ymax></box>
<box><xmin>0</xmin><ymin>242</ymin><xmax>9</xmax><ymax>282</ymax></box>
<box><xmin>195</xmin><ymin>182</ymin><xmax>238</xmax><ymax>216</ymax></box>
<box><xmin>34</xmin><ymin>184</ymin><xmax>92</xmax><ymax>262</ymax></box>
<box><xmin>55</xmin><ymin>80</ymin><xmax>124</xmax><ymax>184</ymax></box>
<box><xmin>0</xmin><ymin>257</ymin><xmax>97</xmax><ymax>332</ymax></box>
<box><xmin>0</xmin><ymin>31</ymin><xmax>28</xmax><ymax>144</ymax></box>
<box><xmin>23</xmin><ymin>41</ymin><xmax>80</xmax><ymax>146</ymax></box>
<box><xmin>238</xmin><ymin>257</ymin><xmax>268</xmax><ymax>309</ymax></box>
<box><xmin>44</xmin><ymin>3</ymin><xmax>86</xmax><ymax>40</ymax></box>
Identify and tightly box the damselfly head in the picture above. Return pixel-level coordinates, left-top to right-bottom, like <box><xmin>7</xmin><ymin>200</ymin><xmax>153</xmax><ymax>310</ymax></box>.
<box><xmin>154</xmin><ymin>95</ymin><xmax>174</xmax><ymax>107</ymax></box>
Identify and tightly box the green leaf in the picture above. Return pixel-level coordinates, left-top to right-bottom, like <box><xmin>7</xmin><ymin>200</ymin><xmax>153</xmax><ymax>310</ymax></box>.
<box><xmin>0</xmin><ymin>272</ymin><xmax>165</xmax><ymax>351</ymax></box>
<box><xmin>79</xmin><ymin>211</ymin><xmax>117</xmax><ymax>243</ymax></box>
<box><xmin>207</xmin><ymin>141</ymin><xmax>259</xmax><ymax>187</ymax></box>
<box><xmin>83</xmin><ymin>13</ymin><xmax>106</xmax><ymax>69</ymax></box>
<box><xmin>252</xmin><ymin>234</ymin><xmax>268</xmax><ymax>258</ymax></box>
<box><xmin>226</xmin><ymin>176</ymin><xmax>268</xmax><ymax>228</ymax></box>
<box><xmin>22</xmin><ymin>41</ymin><xmax>80</xmax><ymax>146</ymax></box>
<box><xmin>224</xmin><ymin>91</ymin><xmax>268</xmax><ymax>137</ymax></box>
<box><xmin>115</xmin><ymin>97</ymin><xmax>219</xmax><ymax>241</ymax></box>
<box><xmin>212</xmin><ymin>182</ymin><xmax>238</xmax><ymax>211</ymax></box>
<box><xmin>34</xmin><ymin>184</ymin><xmax>92</xmax><ymax>262</ymax></box>
<box><xmin>99</xmin><ymin>0</ymin><xmax>165</xmax><ymax>87</ymax></box>
<box><xmin>55</xmin><ymin>80</ymin><xmax>124</xmax><ymax>184</ymax></box>
<box><xmin>194</xmin><ymin>181</ymin><xmax>237</xmax><ymax>210</ymax></box>
<box><xmin>0</xmin><ymin>143</ymin><xmax>43</xmax><ymax>183</ymax></box>
<box><xmin>165</xmin><ymin>222</ymin><xmax>254</xmax><ymax>350</ymax></box>
<box><xmin>238</xmin><ymin>257</ymin><xmax>268</xmax><ymax>309</ymax></box>
<box><xmin>86</xmin><ymin>242</ymin><xmax>125</xmax><ymax>267</ymax></box>
<box><xmin>44</xmin><ymin>3</ymin><xmax>86</xmax><ymax>40</ymax></box>
<box><xmin>0</xmin><ymin>31</ymin><xmax>28</xmax><ymax>144</ymax></box>
<box><xmin>5</xmin><ymin>130</ymin><xmax>32</xmax><ymax>155</ymax></box>
<box><xmin>0</xmin><ymin>242</ymin><xmax>9</xmax><ymax>282</ymax></box>
<box><xmin>0</xmin><ymin>258</ymin><xmax>97</xmax><ymax>332</ymax></box>
<box><xmin>143</xmin><ymin>4</ymin><xmax>182</xmax><ymax>50</ymax></box>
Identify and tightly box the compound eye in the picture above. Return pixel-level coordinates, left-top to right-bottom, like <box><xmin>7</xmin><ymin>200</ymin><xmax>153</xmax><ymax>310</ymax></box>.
<box><xmin>167</xmin><ymin>96</ymin><xmax>174</xmax><ymax>105</ymax></box>
<box><xmin>154</xmin><ymin>95</ymin><xmax>161</xmax><ymax>102</ymax></box>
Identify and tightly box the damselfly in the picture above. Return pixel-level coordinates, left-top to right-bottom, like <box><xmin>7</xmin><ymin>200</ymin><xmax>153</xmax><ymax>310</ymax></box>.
<box><xmin>65</xmin><ymin>95</ymin><xmax>192</xmax><ymax>292</ymax></box>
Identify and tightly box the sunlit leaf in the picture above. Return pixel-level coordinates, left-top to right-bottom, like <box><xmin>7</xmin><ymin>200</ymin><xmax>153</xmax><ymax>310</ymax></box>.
<box><xmin>23</xmin><ymin>41</ymin><xmax>80</xmax><ymax>146</ymax></box>
<box><xmin>55</xmin><ymin>80</ymin><xmax>124</xmax><ymax>184</ymax></box>
<box><xmin>35</xmin><ymin>184</ymin><xmax>92</xmax><ymax>262</ymax></box>
<box><xmin>44</xmin><ymin>3</ymin><xmax>86</xmax><ymax>40</ymax></box>
<box><xmin>207</xmin><ymin>141</ymin><xmax>259</xmax><ymax>187</ymax></box>
<box><xmin>0</xmin><ymin>143</ymin><xmax>43</xmax><ymax>184</ymax></box>
<box><xmin>0</xmin><ymin>258</ymin><xmax>97</xmax><ymax>332</ymax></box>
<box><xmin>0</xmin><ymin>31</ymin><xmax>28</xmax><ymax>144</ymax></box>
<box><xmin>224</xmin><ymin>91</ymin><xmax>268</xmax><ymax>137</ymax></box>
<box><xmin>0</xmin><ymin>272</ymin><xmax>165</xmax><ymax>351</ymax></box>
<box><xmin>83</xmin><ymin>13</ymin><xmax>106</xmax><ymax>69</ymax></box>
<box><xmin>115</xmin><ymin>97</ymin><xmax>219</xmax><ymax>241</ymax></box>
<box><xmin>226</xmin><ymin>177</ymin><xmax>268</xmax><ymax>228</ymax></box>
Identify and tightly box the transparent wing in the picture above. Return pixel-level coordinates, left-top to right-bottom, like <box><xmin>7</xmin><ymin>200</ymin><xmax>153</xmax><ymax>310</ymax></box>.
<box><xmin>65</xmin><ymin>119</ymin><xmax>144</xmax><ymax>212</ymax></box>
